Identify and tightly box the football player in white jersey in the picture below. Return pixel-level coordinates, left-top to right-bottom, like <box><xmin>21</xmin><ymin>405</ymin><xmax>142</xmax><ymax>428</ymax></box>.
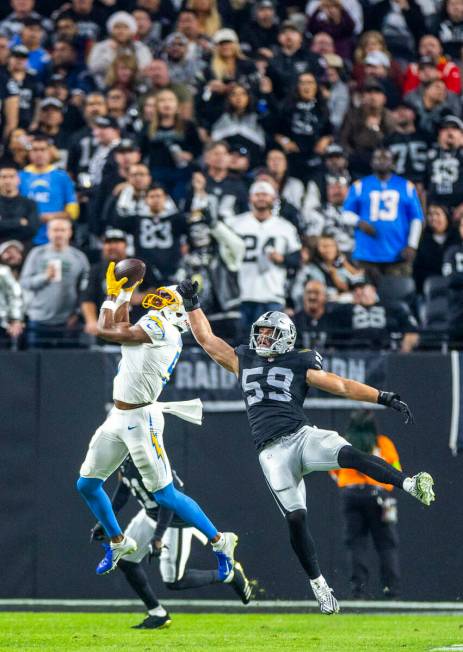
<box><xmin>77</xmin><ymin>263</ymin><xmax>240</xmax><ymax>600</ymax></box>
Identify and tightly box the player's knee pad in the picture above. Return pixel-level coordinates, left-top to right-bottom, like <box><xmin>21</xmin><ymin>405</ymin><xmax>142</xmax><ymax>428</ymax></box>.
<box><xmin>76</xmin><ymin>476</ymin><xmax>103</xmax><ymax>497</ymax></box>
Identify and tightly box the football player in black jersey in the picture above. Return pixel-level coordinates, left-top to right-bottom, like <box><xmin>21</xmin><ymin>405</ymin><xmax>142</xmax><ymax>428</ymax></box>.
<box><xmin>178</xmin><ymin>279</ymin><xmax>435</xmax><ymax>615</ymax></box>
<box><xmin>91</xmin><ymin>457</ymin><xmax>252</xmax><ymax>629</ymax></box>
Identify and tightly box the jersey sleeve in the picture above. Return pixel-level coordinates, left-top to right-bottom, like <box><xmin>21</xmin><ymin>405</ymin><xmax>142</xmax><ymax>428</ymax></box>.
<box><xmin>298</xmin><ymin>348</ymin><xmax>324</xmax><ymax>371</ymax></box>
<box><xmin>137</xmin><ymin>314</ymin><xmax>166</xmax><ymax>342</ymax></box>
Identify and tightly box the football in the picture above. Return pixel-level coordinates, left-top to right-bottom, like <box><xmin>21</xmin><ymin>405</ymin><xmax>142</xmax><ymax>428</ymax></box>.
<box><xmin>114</xmin><ymin>258</ymin><xmax>146</xmax><ymax>287</ymax></box>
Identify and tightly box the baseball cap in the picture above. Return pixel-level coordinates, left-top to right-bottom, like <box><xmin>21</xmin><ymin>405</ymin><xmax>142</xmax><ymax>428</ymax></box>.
<box><xmin>40</xmin><ymin>97</ymin><xmax>63</xmax><ymax>110</ymax></box>
<box><xmin>94</xmin><ymin>116</ymin><xmax>119</xmax><ymax>129</ymax></box>
<box><xmin>47</xmin><ymin>74</ymin><xmax>67</xmax><ymax>87</ymax></box>
<box><xmin>279</xmin><ymin>19</ymin><xmax>302</xmax><ymax>33</ymax></box>
<box><xmin>0</xmin><ymin>240</ymin><xmax>24</xmax><ymax>256</ymax></box>
<box><xmin>249</xmin><ymin>180</ymin><xmax>276</xmax><ymax>197</ymax></box>
<box><xmin>10</xmin><ymin>45</ymin><xmax>29</xmax><ymax>58</ymax></box>
<box><xmin>363</xmin><ymin>78</ymin><xmax>386</xmax><ymax>94</ymax></box>
<box><xmin>103</xmin><ymin>228</ymin><xmax>128</xmax><ymax>242</ymax></box>
<box><xmin>364</xmin><ymin>51</ymin><xmax>390</xmax><ymax>67</ymax></box>
<box><xmin>114</xmin><ymin>138</ymin><xmax>139</xmax><ymax>153</ymax></box>
<box><xmin>230</xmin><ymin>144</ymin><xmax>250</xmax><ymax>157</ymax></box>
<box><xmin>324</xmin><ymin>53</ymin><xmax>343</xmax><ymax>69</ymax></box>
<box><xmin>256</xmin><ymin>0</ymin><xmax>274</xmax><ymax>7</ymax></box>
<box><xmin>165</xmin><ymin>31</ymin><xmax>188</xmax><ymax>47</ymax></box>
<box><xmin>440</xmin><ymin>115</ymin><xmax>463</xmax><ymax>130</ymax></box>
<box><xmin>213</xmin><ymin>28</ymin><xmax>238</xmax><ymax>44</ymax></box>
<box><xmin>324</xmin><ymin>143</ymin><xmax>345</xmax><ymax>158</ymax></box>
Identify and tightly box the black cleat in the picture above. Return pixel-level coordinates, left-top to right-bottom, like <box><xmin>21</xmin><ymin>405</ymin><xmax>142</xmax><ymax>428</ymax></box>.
<box><xmin>131</xmin><ymin>613</ymin><xmax>172</xmax><ymax>629</ymax></box>
<box><xmin>229</xmin><ymin>561</ymin><xmax>252</xmax><ymax>604</ymax></box>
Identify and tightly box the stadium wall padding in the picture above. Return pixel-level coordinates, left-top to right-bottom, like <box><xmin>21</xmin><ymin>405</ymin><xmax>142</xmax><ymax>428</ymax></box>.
<box><xmin>1</xmin><ymin>350</ymin><xmax>461</xmax><ymax>601</ymax></box>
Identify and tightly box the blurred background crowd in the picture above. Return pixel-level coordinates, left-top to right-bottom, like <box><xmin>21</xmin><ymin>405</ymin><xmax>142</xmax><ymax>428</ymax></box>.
<box><xmin>0</xmin><ymin>0</ymin><xmax>463</xmax><ymax>351</ymax></box>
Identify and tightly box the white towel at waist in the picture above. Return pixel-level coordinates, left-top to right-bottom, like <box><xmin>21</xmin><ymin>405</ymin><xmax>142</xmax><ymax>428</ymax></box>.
<box><xmin>157</xmin><ymin>398</ymin><xmax>203</xmax><ymax>425</ymax></box>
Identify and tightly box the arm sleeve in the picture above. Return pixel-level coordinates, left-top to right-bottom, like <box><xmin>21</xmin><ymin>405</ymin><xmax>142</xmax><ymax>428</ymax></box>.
<box><xmin>19</xmin><ymin>248</ymin><xmax>49</xmax><ymax>291</ymax></box>
<box><xmin>153</xmin><ymin>507</ymin><xmax>175</xmax><ymax>540</ymax></box>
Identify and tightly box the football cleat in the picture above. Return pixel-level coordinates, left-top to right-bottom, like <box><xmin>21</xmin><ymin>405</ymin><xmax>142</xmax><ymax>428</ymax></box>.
<box><xmin>96</xmin><ymin>535</ymin><xmax>137</xmax><ymax>575</ymax></box>
<box><xmin>212</xmin><ymin>532</ymin><xmax>238</xmax><ymax>583</ymax></box>
<box><xmin>407</xmin><ymin>472</ymin><xmax>435</xmax><ymax>506</ymax></box>
<box><xmin>229</xmin><ymin>561</ymin><xmax>252</xmax><ymax>604</ymax></box>
<box><xmin>131</xmin><ymin>613</ymin><xmax>172</xmax><ymax>630</ymax></box>
<box><xmin>310</xmin><ymin>579</ymin><xmax>340</xmax><ymax>615</ymax></box>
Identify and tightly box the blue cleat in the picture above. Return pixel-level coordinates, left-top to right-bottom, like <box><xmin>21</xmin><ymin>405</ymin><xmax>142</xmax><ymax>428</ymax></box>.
<box><xmin>96</xmin><ymin>536</ymin><xmax>137</xmax><ymax>575</ymax></box>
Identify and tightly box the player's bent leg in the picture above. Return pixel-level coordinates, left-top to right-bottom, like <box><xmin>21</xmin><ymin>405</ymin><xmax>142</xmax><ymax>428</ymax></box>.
<box><xmin>337</xmin><ymin>446</ymin><xmax>436</xmax><ymax>505</ymax></box>
<box><xmin>118</xmin><ymin>560</ymin><xmax>171</xmax><ymax>630</ymax></box>
<box><xmin>153</xmin><ymin>483</ymin><xmax>237</xmax><ymax>582</ymax></box>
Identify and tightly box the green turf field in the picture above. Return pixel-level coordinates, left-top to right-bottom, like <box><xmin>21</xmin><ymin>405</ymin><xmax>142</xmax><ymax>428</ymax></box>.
<box><xmin>0</xmin><ymin>613</ymin><xmax>460</xmax><ymax>652</ymax></box>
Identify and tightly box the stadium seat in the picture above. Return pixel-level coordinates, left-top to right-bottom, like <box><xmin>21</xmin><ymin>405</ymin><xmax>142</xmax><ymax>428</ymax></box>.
<box><xmin>422</xmin><ymin>296</ymin><xmax>449</xmax><ymax>331</ymax></box>
<box><xmin>422</xmin><ymin>275</ymin><xmax>448</xmax><ymax>301</ymax></box>
<box><xmin>377</xmin><ymin>276</ymin><xmax>416</xmax><ymax>305</ymax></box>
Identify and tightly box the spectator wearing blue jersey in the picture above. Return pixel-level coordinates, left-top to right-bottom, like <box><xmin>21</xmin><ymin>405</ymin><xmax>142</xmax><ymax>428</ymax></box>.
<box><xmin>343</xmin><ymin>147</ymin><xmax>424</xmax><ymax>281</ymax></box>
<box><xmin>19</xmin><ymin>136</ymin><xmax>79</xmax><ymax>245</ymax></box>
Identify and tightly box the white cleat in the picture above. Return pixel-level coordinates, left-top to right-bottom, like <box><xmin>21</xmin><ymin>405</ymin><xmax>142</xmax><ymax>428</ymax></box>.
<box><xmin>310</xmin><ymin>578</ymin><xmax>340</xmax><ymax>615</ymax></box>
<box><xmin>212</xmin><ymin>532</ymin><xmax>238</xmax><ymax>583</ymax></box>
<box><xmin>407</xmin><ymin>472</ymin><xmax>435</xmax><ymax>506</ymax></box>
<box><xmin>96</xmin><ymin>535</ymin><xmax>137</xmax><ymax>575</ymax></box>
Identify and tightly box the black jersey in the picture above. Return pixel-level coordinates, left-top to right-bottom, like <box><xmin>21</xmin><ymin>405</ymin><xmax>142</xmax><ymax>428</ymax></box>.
<box><xmin>118</xmin><ymin>457</ymin><xmax>186</xmax><ymax>528</ymax></box>
<box><xmin>426</xmin><ymin>147</ymin><xmax>463</xmax><ymax>208</ymax></box>
<box><xmin>236</xmin><ymin>345</ymin><xmax>323</xmax><ymax>451</ymax></box>
<box><xmin>385</xmin><ymin>130</ymin><xmax>429</xmax><ymax>183</ymax></box>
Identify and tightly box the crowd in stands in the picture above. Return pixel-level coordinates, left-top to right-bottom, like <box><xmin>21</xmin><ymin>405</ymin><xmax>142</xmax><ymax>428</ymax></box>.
<box><xmin>0</xmin><ymin>0</ymin><xmax>463</xmax><ymax>351</ymax></box>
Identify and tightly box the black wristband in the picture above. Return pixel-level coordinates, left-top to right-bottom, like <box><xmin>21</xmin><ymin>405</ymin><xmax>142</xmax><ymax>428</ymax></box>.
<box><xmin>377</xmin><ymin>391</ymin><xmax>396</xmax><ymax>406</ymax></box>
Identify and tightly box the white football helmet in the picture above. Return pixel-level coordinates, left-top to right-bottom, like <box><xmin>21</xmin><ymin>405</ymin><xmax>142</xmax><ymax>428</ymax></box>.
<box><xmin>142</xmin><ymin>285</ymin><xmax>189</xmax><ymax>333</ymax></box>
<box><xmin>250</xmin><ymin>311</ymin><xmax>296</xmax><ymax>357</ymax></box>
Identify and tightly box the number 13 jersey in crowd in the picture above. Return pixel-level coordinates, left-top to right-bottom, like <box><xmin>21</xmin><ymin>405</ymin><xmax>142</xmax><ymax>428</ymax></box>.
<box><xmin>235</xmin><ymin>345</ymin><xmax>323</xmax><ymax>451</ymax></box>
<box><xmin>343</xmin><ymin>174</ymin><xmax>423</xmax><ymax>264</ymax></box>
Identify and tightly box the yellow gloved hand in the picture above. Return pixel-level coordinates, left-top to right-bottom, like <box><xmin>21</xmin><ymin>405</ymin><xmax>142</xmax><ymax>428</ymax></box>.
<box><xmin>105</xmin><ymin>261</ymin><xmax>128</xmax><ymax>297</ymax></box>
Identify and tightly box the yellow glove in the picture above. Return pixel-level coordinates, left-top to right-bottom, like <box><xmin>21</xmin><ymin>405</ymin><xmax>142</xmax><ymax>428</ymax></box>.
<box><xmin>105</xmin><ymin>262</ymin><xmax>128</xmax><ymax>297</ymax></box>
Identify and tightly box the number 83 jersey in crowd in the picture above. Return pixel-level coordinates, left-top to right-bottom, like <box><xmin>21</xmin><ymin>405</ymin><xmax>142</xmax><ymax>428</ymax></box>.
<box><xmin>235</xmin><ymin>345</ymin><xmax>323</xmax><ymax>451</ymax></box>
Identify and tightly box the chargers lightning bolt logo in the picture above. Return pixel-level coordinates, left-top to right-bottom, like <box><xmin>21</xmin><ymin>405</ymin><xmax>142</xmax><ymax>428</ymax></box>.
<box><xmin>149</xmin><ymin>414</ymin><xmax>164</xmax><ymax>460</ymax></box>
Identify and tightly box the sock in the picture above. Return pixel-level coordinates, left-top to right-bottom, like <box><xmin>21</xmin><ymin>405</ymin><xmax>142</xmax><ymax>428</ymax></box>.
<box><xmin>403</xmin><ymin>477</ymin><xmax>414</xmax><ymax>492</ymax></box>
<box><xmin>212</xmin><ymin>533</ymin><xmax>225</xmax><ymax>551</ymax></box>
<box><xmin>166</xmin><ymin>569</ymin><xmax>221</xmax><ymax>590</ymax></box>
<box><xmin>154</xmin><ymin>483</ymin><xmax>218</xmax><ymax>540</ymax></box>
<box><xmin>338</xmin><ymin>446</ymin><xmax>407</xmax><ymax>489</ymax></box>
<box><xmin>110</xmin><ymin>536</ymin><xmax>127</xmax><ymax>548</ymax></box>
<box><xmin>148</xmin><ymin>605</ymin><xmax>167</xmax><ymax>617</ymax></box>
<box><xmin>118</xmin><ymin>559</ymin><xmax>159</xmax><ymax>611</ymax></box>
<box><xmin>285</xmin><ymin>509</ymin><xmax>321</xmax><ymax>580</ymax></box>
<box><xmin>310</xmin><ymin>575</ymin><xmax>328</xmax><ymax>589</ymax></box>
<box><xmin>76</xmin><ymin>477</ymin><xmax>122</xmax><ymax>538</ymax></box>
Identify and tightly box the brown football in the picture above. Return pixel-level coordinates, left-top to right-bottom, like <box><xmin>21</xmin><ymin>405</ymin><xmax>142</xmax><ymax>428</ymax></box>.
<box><xmin>114</xmin><ymin>258</ymin><xmax>146</xmax><ymax>287</ymax></box>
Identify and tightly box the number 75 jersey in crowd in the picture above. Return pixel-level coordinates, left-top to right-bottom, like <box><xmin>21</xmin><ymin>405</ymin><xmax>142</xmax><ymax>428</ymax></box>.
<box><xmin>343</xmin><ymin>173</ymin><xmax>423</xmax><ymax>264</ymax></box>
<box><xmin>235</xmin><ymin>345</ymin><xmax>323</xmax><ymax>451</ymax></box>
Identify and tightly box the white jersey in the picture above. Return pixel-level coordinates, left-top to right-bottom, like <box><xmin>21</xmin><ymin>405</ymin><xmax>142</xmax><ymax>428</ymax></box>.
<box><xmin>226</xmin><ymin>212</ymin><xmax>301</xmax><ymax>303</ymax></box>
<box><xmin>113</xmin><ymin>311</ymin><xmax>182</xmax><ymax>405</ymax></box>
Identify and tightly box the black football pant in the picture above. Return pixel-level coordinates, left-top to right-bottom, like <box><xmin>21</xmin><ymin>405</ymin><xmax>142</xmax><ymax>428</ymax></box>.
<box><xmin>342</xmin><ymin>488</ymin><xmax>400</xmax><ymax>598</ymax></box>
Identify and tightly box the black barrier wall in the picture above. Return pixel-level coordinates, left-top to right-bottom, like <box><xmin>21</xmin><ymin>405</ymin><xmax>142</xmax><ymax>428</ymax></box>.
<box><xmin>1</xmin><ymin>350</ymin><xmax>461</xmax><ymax>601</ymax></box>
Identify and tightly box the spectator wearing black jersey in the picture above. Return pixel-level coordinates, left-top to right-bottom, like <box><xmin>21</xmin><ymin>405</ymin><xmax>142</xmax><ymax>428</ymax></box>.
<box><xmin>336</xmin><ymin>280</ymin><xmax>419</xmax><ymax>351</ymax></box>
<box><xmin>442</xmin><ymin>217</ymin><xmax>463</xmax><ymax>344</ymax></box>
<box><xmin>432</xmin><ymin>0</ymin><xmax>463</xmax><ymax>62</ymax></box>
<box><xmin>184</xmin><ymin>140</ymin><xmax>248</xmax><ymax>220</ymax></box>
<box><xmin>274</xmin><ymin>72</ymin><xmax>332</xmax><ymax>180</ymax></box>
<box><xmin>141</xmin><ymin>88</ymin><xmax>202</xmax><ymax>202</ymax></box>
<box><xmin>67</xmin><ymin>92</ymin><xmax>107</xmax><ymax>188</ymax></box>
<box><xmin>30</xmin><ymin>98</ymin><xmax>71</xmax><ymax>163</ymax></box>
<box><xmin>385</xmin><ymin>101</ymin><xmax>429</xmax><ymax>188</ymax></box>
<box><xmin>0</xmin><ymin>0</ymin><xmax>53</xmax><ymax>41</ymax></box>
<box><xmin>427</xmin><ymin>116</ymin><xmax>463</xmax><ymax>215</ymax></box>
<box><xmin>267</xmin><ymin>20</ymin><xmax>324</xmax><ymax>100</ymax></box>
<box><xmin>102</xmin><ymin>162</ymin><xmax>152</xmax><ymax>236</ymax></box>
<box><xmin>52</xmin><ymin>0</ymin><xmax>107</xmax><ymax>44</ymax></box>
<box><xmin>44</xmin><ymin>39</ymin><xmax>93</xmax><ymax>94</ymax></box>
<box><xmin>413</xmin><ymin>205</ymin><xmax>460</xmax><ymax>293</ymax></box>
<box><xmin>195</xmin><ymin>28</ymin><xmax>259</xmax><ymax>130</ymax></box>
<box><xmin>239</xmin><ymin>0</ymin><xmax>279</xmax><ymax>59</ymax></box>
<box><xmin>7</xmin><ymin>45</ymin><xmax>41</xmax><ymax>131</ymax></box>
<box><xmin>0</xmin><ymin>165</ymin><xmax>39</xmax><ymax>246</ymax></box>
<box><xmin>303</xmin><ymin>142</ymin><xmax>350</xmax><ymax>219</ymax></box>
<box><xmin>293</xmin><ymin>279</ymin><xmax>342</xmax><ymax>349</ymax></box>
<box><xmin>209</xmin><ymin>83</ymin><xmax>268</xmax><ymax>169</ymax></box>
<box><xmin>0</xmin><ymin>69</ymin><xmax>19</xmax><ymax>141</ymax></box>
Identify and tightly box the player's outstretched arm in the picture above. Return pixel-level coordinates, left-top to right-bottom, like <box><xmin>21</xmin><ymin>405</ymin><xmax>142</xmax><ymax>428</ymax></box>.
<box><xmin>96</xmin><ymin>262</ymin><xmax>150</xmax><ymax>344</ymax></box>
<box><xmin>306</xmin><ymin>369</ymin><xmax>414</xmax><ymax>424</ymax></box>
<box><xmin>177</xmin><ymin>279</ymin><xmax>239</xmax><ymax>375</ymax></box>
